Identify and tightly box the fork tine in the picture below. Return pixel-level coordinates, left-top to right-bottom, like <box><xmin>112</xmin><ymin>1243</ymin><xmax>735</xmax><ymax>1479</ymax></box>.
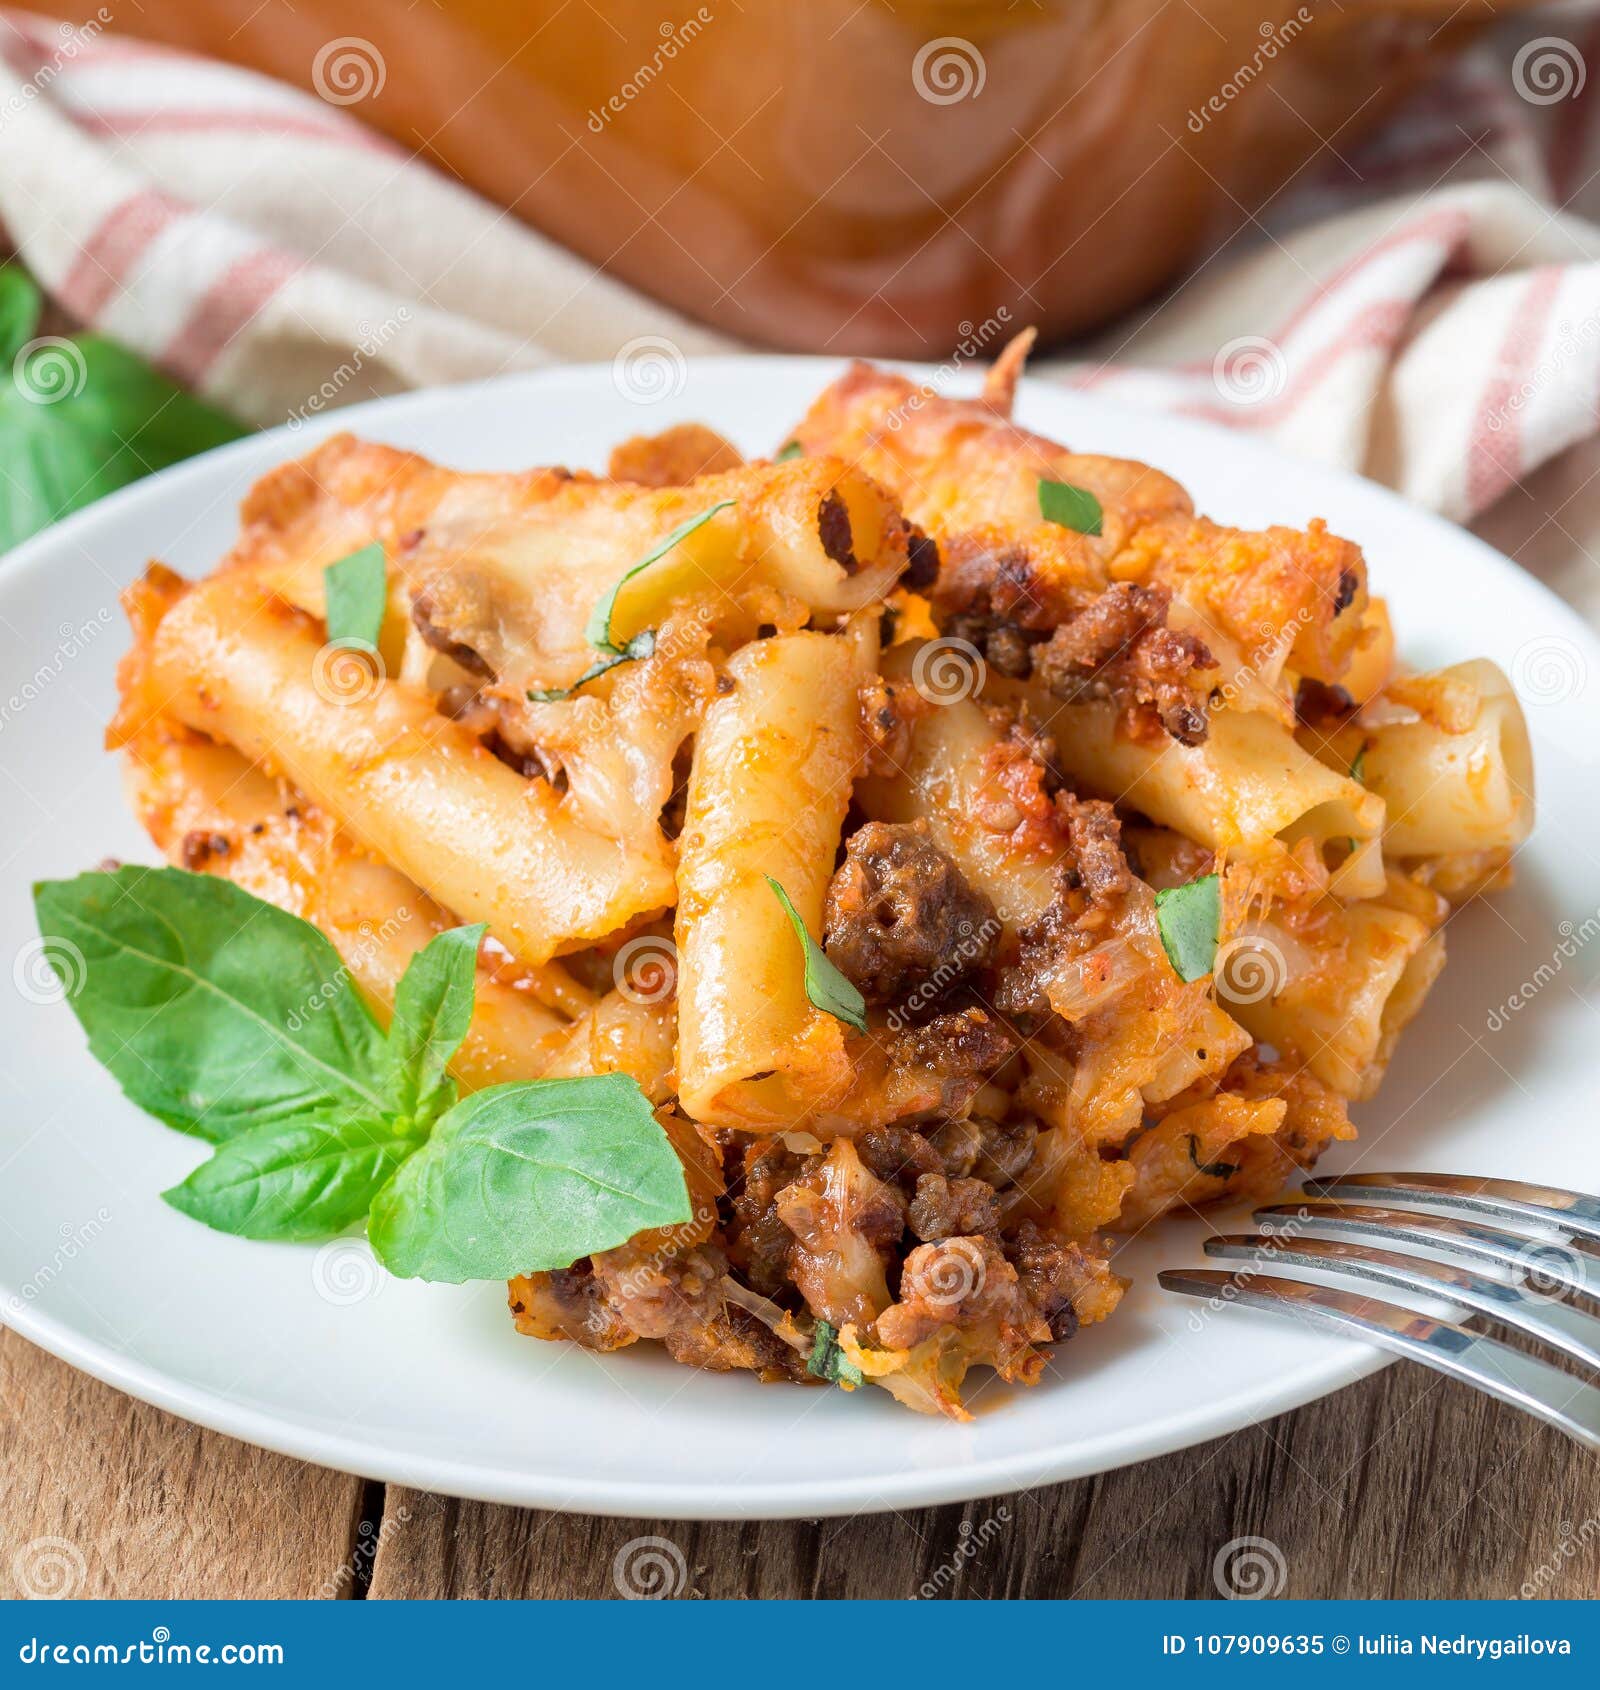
<box><xmin>1157</xmin><ymin>1268</ymin><xmax>1600</xmax><ymax>1452</ymax></box>
<box><xmin>1301</xmin><ymin>1172</ymin><xmax>1600</xmax><ymax>1243</ymax></box>
<box><xmin>1203</xmin><ymin>1233</ymin><xmax>1600</xmax><ymax>1372</ymax></box>
<box><xmin>1253</xmin><ymin>1200</ymin><xmax>1600</xmax><ymax>1302</ymax></box>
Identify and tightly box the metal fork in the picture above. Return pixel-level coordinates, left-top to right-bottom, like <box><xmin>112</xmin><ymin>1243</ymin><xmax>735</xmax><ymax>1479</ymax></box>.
<box><xmin>1158</xmin><ymin>1172</ymin><xmax>1600</xmax><ymax>1450</ymax></box>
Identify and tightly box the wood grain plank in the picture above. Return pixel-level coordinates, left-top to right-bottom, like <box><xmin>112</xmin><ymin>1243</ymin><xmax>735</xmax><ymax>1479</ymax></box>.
<box><xmin>367</xmin><ymin>1367</ymin><xmax>1600</xmax><ymax>1600</ymax></box>
<box><xmin>0</xmin><ymin>1330</ymin><xmax>368</xmax><ymax>1599</ymax></box>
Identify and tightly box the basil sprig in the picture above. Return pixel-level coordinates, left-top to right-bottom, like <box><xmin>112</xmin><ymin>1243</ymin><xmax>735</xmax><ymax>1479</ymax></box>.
<box><xmin>1153</xmin><ymin>873</ymin><xmax>1221</xmax><ymax>984</ymax></box>
<box><xmin>1037</xmin><ymin>476</ymin><xmax>1103</xmax><ymax>537</ymax></box>
<box><xmin>33</xmin><ymin>868</ymin><xmax>689</xmax><ymax>1272</ymax></box>
<box><xmin>0</xmin><ymin>264</ymin><xmax>245</xmax><ymax>554</ymax></box>
<box><xmin>323</xmin><ymin>542</ymin><xmax>387</xmax><ymax>650</ymax></box>
<box><xmin>766</xmin><ymin>876</ymin><xmax>868</xmax><ymax>1034</ymax></box>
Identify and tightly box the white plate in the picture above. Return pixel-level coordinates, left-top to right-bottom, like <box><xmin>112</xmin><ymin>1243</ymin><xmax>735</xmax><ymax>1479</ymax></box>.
<box><xmin>2</xmin><ymin>360</ymin><xmax>1595</xmax><ymax>1519</ymax></box>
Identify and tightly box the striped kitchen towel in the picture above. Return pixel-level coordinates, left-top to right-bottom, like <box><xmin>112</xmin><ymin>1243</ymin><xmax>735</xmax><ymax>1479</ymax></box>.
<box><xmin>2</xmin><ymin>6</ymin><xmax>1600</xmax><ymax>611</ymax></box>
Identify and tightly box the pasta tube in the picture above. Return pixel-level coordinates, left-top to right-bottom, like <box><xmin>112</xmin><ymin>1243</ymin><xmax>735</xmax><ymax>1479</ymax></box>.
<box><xmin>145</xmin><ymin>572</ymin><xmax>676</xmax><ymax>963</ymax></box>
<box><xmin>121</xmin><ymin>727</ymin><xmax>573</xmax><ymax>1089</ymax></box>
<box><xmin>676</xmin><ymin>628</ymin><xmax>872</xmax><ymax>1128</ymax></box>
<box><xmin>1360</xmin><ymin>660</ymin><xmax>1534</xmax><ymax>858</ymax></box>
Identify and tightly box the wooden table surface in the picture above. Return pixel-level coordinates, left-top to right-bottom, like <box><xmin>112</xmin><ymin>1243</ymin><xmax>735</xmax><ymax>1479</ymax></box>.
<box><xmin>3</xmin><ymin>1325</ymin><xmax>1597</xmax><ymax>1598</ymax></box>
<box><xmin>1</xmin><ymin>254</ymin><xmax>1596</xmax><ymax>1606</ymax></box>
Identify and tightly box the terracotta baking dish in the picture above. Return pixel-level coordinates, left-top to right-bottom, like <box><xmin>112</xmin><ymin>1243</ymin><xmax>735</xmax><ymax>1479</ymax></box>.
<box><xmin>59</xmin><ymin>0</ymin><xmax>1521</xmax><ymax>353</ymax></box>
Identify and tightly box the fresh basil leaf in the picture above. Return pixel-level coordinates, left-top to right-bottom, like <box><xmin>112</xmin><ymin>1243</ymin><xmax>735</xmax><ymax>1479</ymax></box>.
<box><xmin>33</xmin><ymin>866</ymin><xmax>389</xmax><ymax>1140</ymax></box>
<box><xmin>808</xmin><ymin>1319</ymin><xmax>864</xmax><ymax>1388</ymax></box>
<box><xmin>386</xmin><ymin>922</ymin><xmax>484</xmax><ymax>1126</ymax></box>
<box><xmin>775</xmin><ymin>440</ymin><xmax>803</xmax><ymax>461</ymax></box>
<box><xmin>323</xmin><ymin>542</ymin><xmax>387</xmax><ymax>650</ymax></box>
<box><xmin>1187</xmin><ymin>1135</ymin><xmax>1240</xmax><ymax>1181</ymax></box>
<box><xmin>1153</xmin><ymin>873</ymin><xmax>1221</xmax><ymax>984</ymax></box>
<box><xmin>368</xmin><ymin>1073</ymin><xmax>691</xmax><ymax>1282</ymax></box>
<box><xmin>1037</xmin><ymin>477</ymin><xmax>1103</xmax><ymax>536</ymax></box>
<box><xmin>0</xmin><ymin>264</ymin><xmax>40</xmax><ymax>364</ymax></box>
<box><xmin>526</xmin><ymin>630</ymin><xmax>656</xmax><ymax>703</ymax></box>
<box><xmin>163</xmin><ymin>1111</ymin><xmax>424</xmax><ymax>1242</ymax></box>
<box><xmin>1</xmin><ymin>316</ymin><xmax>245</xmax><ymax>553</ymax></box>
<box><xmin>765</xmin><ymin>876</ymin><xmax>868</xmax><ymax>1035</ymax></box>
<box><xmin>584</xmin><ymin>500</ymin><xmax>736</xmax><ymax>653</ymax></box>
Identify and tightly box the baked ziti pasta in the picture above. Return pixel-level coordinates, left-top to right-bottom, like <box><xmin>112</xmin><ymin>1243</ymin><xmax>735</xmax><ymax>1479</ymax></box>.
<box><xmin>89</xmin><ymin>339</ymin><xmax>1532</xmax><ymax>1419</ymax></box>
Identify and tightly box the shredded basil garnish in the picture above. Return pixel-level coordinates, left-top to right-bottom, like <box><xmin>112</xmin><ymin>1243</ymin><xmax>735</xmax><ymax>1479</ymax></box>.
<box><xmin>766</xmin><ymin>876</ymin><xmax>868</xmax><ymax>1034</ymax></box>
<box><xmin>1154</xmin><ymin>874</ymin><xmax>1220</xmax><ymax>983</ymax></box>
<box><xmin>1038</xmin><ymin>477</ymin><xmax>1103</xmax><ymax>536</ymax></box>
<box><xmin>808</xmin><ymin>1319</ymin><xmax>864</xmax><ymax>1388</ymax></box>
<box><xmin>323</xmin><ymin>543</ymin><xmax>387</xmax><ymax>650</ymax></box>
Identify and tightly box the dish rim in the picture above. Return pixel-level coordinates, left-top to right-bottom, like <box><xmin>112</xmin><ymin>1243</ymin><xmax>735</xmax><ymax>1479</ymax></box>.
<box><xmin>4</xmin><ymin>354</ymin><xmax>1591</xmax><ymax>1517</ymax></box>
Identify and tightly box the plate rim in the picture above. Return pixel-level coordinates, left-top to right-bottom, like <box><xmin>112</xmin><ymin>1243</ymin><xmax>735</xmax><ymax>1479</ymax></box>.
<box><xmin>3</xmin><ymin>355</ymin><xmax>1590</xmax><ymax>1518</ymax></box>
<box><xmin>3</xmin><ymin>1296</ymin><xmax>1390</xmax><ymax>1517</ymax></box>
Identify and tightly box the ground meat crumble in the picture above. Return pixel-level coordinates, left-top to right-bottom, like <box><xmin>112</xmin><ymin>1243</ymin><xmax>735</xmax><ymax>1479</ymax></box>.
<box><xmin>823</xmin><ymin>819</ymin><xmax>999</xmax><ymax>1006</ymax></box>
<box><xmin>1032</xmin><ymin>581</ymin><xmax>1215</xmax><ymax>744</ymax></box>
